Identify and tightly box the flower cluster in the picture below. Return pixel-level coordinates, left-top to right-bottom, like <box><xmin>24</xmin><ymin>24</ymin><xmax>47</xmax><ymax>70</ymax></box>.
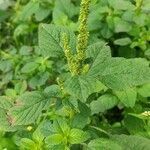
<box><xmin>62</xmin><ymin>0</ymin><xmax>91</xmax><ymax>76</ymax></box>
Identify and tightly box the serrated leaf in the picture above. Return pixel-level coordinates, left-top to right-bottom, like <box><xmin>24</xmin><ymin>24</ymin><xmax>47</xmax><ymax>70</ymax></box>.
<box><xmin>38</xmin><ymin>24</ymin><xmax>76</xmax><ymax>57</ymax></box>
<box><xmin>69</xmin><ymin>129</ymin><xmax>90</xmax><ymax>144</ymax></box>
<box><xmin>111</xmin><ymin>134</ymin><xmax>150</xmax><ymax>150</ymax></box>
<box><xmin>64</xmin><ymin>75</ymin><xmax>102</xmax><ymax>102</ymax></box>
<box><xmin>114</xmin><ymin>88</ymin><xmax>137</xmax><ymax>108</ymax></box>
<box><xmin>86</xmin><ymin>42</ymin><xmax>111</xmax><ymax>69</ymax></box>
<box><xmin>53</xmin><ymin>118</ymin><xmax>70</xmax><ymax>134</ymax></box>
<box><xmin>90</xmin><ymin>94</ymin><xmax>119</xmax><ymax>114</ymax></box>
<box><xmin>0</xmin><ymin>96</ymin><xmax>13</xmax><ymax>131</ymax></box>
<box><xmin>88</xmin><ymin>55</ymin><xmax>150</xmax><ymax>90</ymax></box>
<box><xmin>44</xmin><ymin>85</ymin><xmax>62</xmax><ymax>97</ymax></box>
<box><xmin>88</xmin><ymin>138</ymin><xmax>122</xmax><ymax>150</ymax></box>
<box><xmin>99</xmin><ymin>58</ymin><xmax>150</xmax><ymax>90</ymax></box>
<box><xmin>8</xmin><ymin>91</ymin><xmax>51</xmax><ymax>125</ymax></box>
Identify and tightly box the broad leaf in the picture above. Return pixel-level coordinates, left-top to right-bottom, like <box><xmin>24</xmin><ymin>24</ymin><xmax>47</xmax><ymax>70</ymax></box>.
<box><xmin>8</xmin><ymin>91</ymin><xmax>51</xmax><ymax>125</ymax></box>
<box><xmin>39</xmin><ymin>24</ymin><xmax>76</xmax><ymax>57</ymax></box>
<box><xmin>108</xmin><ymin>0</ymin><xmax>134</xmax><ymax>10</ymax></box>
<box><xmin>29</xmin><ymin>72</ymin><xmax>49</xmax><ymax>89</ymax></box>
<box><xmin>86</xmin><ymin>42</ymin><xmax>111</xmax><ymax>69</ymax></box>
<box><xmin>0</xmin><ymin>96</ymin><xmax>13</xmax><ymax>131</ymax></box>
<box><xmin>44</xmin><ymin>85</ymin><xmax>62</xmax><ymax>98</ymax></box>
<box><xmin>20</xmin><ymin>138</ymin><xmax>37</xmax><ymax>150</ymax></box>
<box><xmin>45</xmin><ymin>134</ymin><xmax>64</xmax><ymax>146</ymax></box>
<box><xmin>88</xmin><ymin>138</ymin><xmax>122</xmax><ymax>150</ymax></box>
<box><xmin>114</xmin><ymin>38</ymin><xmax>132</xmax><ymax>46</ymax></box>
<box><xmin>114</xmin><ymin>17</ymin><xmax>132</xmax><ymax>33</ymax></box>
<box><xmin>114</xmin><ymin>88</ymin><xmax>137</xmax><ymax>108</ymax></box>
<box><xmin>138</xmin><ymin>83</ymin><xmax>150</xmax><ymax>97</ymax></box>
<box><xmin>64</xmin><ymin>75</ymin><xmax>103</xmax><ymax>102</ymax></box>
<box><xmin>98</xmin><ymin>58</ymin><xmax>150</xmax><ymax>90</ymax></box>
<box><xmin>90</xmin><ymin>94</ymin><xmax>119</xmax><ymax>114</ymax></box>
<box><xmin>53</xmin><ymin>0</ymin><xmax>78</xmax><ymax>25</ymax></box>
<box><xmin>71</xmin><ymin>102</ymin><xmax>91</xmax><ymax>129</ymax></box>
<box><xmin>69</xmin><ymin>129</ymin><xmax>90</xmax><ymax>144</ymax></box>
<box><xmin>21</xmin><ymin>62</ymin><xmax>39</xmax><ymax>73</ymax></box>
<box><xmin>88</xmin><ymin>55</ymin><xmax>150</xmax><ymax>90</ymax></box>
<box><xmin>124</xmin><ymin>115</ymin><xmax>147</xmax><ymax>136</ymax></box>
<box><xmin>18</xmin><ymin>1</ymin><xmax>39</xmax><ymax>21</ymax></box>
<box><xmin>111</xmin><ymin>134</ymin><xmax>150</xmax><ymax>150</ymax></box>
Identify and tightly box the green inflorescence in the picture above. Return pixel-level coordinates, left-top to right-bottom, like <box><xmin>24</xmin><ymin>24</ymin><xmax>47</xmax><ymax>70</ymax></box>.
<box><xmin>62</xmin><ymin>0</ymin><xmax>91</xmax><ymax>76</ymax></box>
<box><xmin>62</xmin><ymin>33</ymin><xmax>79</xmax><ymax>75</ymax></box>
<box><xmin>76</xmin><ymin>0</ymin><xmax>91</xmax><ymax>62</ymax></box>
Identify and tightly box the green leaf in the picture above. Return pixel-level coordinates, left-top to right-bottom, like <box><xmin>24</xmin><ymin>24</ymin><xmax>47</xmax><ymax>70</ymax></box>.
<box><xmin>20</xmin><ymin>138</ymin><xmax>36</xmax><ymax>150</ymax></box>
<box><xmin>44</xmin><ymin>85</ymin><xmax>62</xmax><ymax>98</ymax></box>
<box><xmin>101</xmin><ymin>25</ymin><xmax>113</xmax><ymax>39</ymax></box>
<box><xmin>86</xmin><ymin>42</ymin><xmax>111</xmax><ymax>70</ymax></box>
<box><xmin>114</xmin><ymin>17</ymin><xmax>132</xmax><ymax>33</ymax></box>
<box><xmin>18</xmin><ymin>1</ymin><xmax>39</xmax><ymax>21</ymax></box>
<box><xmin>90</xmin><ymin>94</ymin><xmax>119</xmax><ymax>114</ymax></box>
<box><xmin>114</xmin><ymin>38</ymin><xmax>132</xmax><ymax>46</ymax></box>
<box><xmin>0</xmin><ymin>60</ymin><xmax>12</xmax><ymax>72</ymax></box>
<box><xmin>35</xmin><ymin>7</ymin><xmax>51</xmax><ymax>21</ymax></box>
<box><xmin>29</xmin><ymin>72</ymin><xmax>49</xmax><ymax>89</ymax></box>
<box><xmin>0</xmin><ymin>96</ymin><xmax>13</xmax><ymax>131</ymax></box>
<box><xmin>64</xmin><ymin>75</ymin><xmax>102</xmax><ymax>102</ymax></box>
<box><xmin>53</xmin><ymin>0</ymin><xmax>78</xmax><ymax>25</ymax></box>
<box><xmin>114</xmin><ymin>88</ymin><xmax>137</xmax><ymax>108</ymax></box>
<box><xmin>21</xmin><ymin>62</ymin><xmax>39</xmax><ymax>73</ymax></box>
<box><xmin>69</xmin><ymin>129</ymin><xmax>90</xmax><ymax>144</ymax></box>
<box><xmin>138</xmin><ymin>84</ymin><xmax>150</xmax><ymax>97</ymax></box>
<box><xmin>88</xmin><ymin>56</ymin><xmax>150</xmax><ymax>90</ymax></box>
<box><xmin>111</xmin><ymin>134</ymin><xmax>150</xmax><ymax>150</ymax></box>
<box><xmin>71</xmin><ymin>102</ymin><xmax>91</xmax><ymax>129</ymax></box>
<box><xmin>45</xmin><ymin>134</ymin><xmax>64</xmax><ymax>146</ymax></box>
<box><xmin>8</xmin><ymin>91</ymin><xmax>51</xmax><ymax>125</ymax></box>
<box><xmin>108</xmin><ymin>0</ymin><xmax>134</xmax><ymax>10</ymax></box>
<box><xmin>124</xmin><ymin>115</ymin><xmax>147</xmax><ymax>136</ymax></box>
<box><xmin>53</xmin><ymin>118</ymin><xmax>70</xmax><ymax>134</ymax></box>
<box><xmin>134</xmin><ymin>14</ymin><xmax>147</xmax><ymax>27</ymax></box>
<box><xmin>38</xmin><ymin>24</ymin><xmax>76</xmax><ymax>57</ymax></box>
<box><xmin>15</xmin><ymin>81</ymin><xmax>27</xmax><ymax>95</ymax></box>
<box><xmin>88</xmin><ymin>138</ymin><xmax>122</xmax><ymax>150</ymax></box>
<box><xmin>99</xmin><ymin>58</ymin><xmax>150</xmax><ymax>90</ymax></box>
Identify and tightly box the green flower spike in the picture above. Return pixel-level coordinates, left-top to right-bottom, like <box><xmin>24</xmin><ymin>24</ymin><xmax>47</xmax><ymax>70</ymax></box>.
<box><xmin>76</xmin><ymin>0</ymin><xmax>91</xmax><ymax>62</ymax></box>
<box><xmin>62</xmin><ymin>33</ymin><xmax>79</xmax><ymax>76</ymax></box>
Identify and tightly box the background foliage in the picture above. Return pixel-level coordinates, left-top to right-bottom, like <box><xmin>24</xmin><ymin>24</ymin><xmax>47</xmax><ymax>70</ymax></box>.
<box><xmin>0</xmin><ymin>0</ymin><xmax>150</xmax><ymax>149</ymax></box>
